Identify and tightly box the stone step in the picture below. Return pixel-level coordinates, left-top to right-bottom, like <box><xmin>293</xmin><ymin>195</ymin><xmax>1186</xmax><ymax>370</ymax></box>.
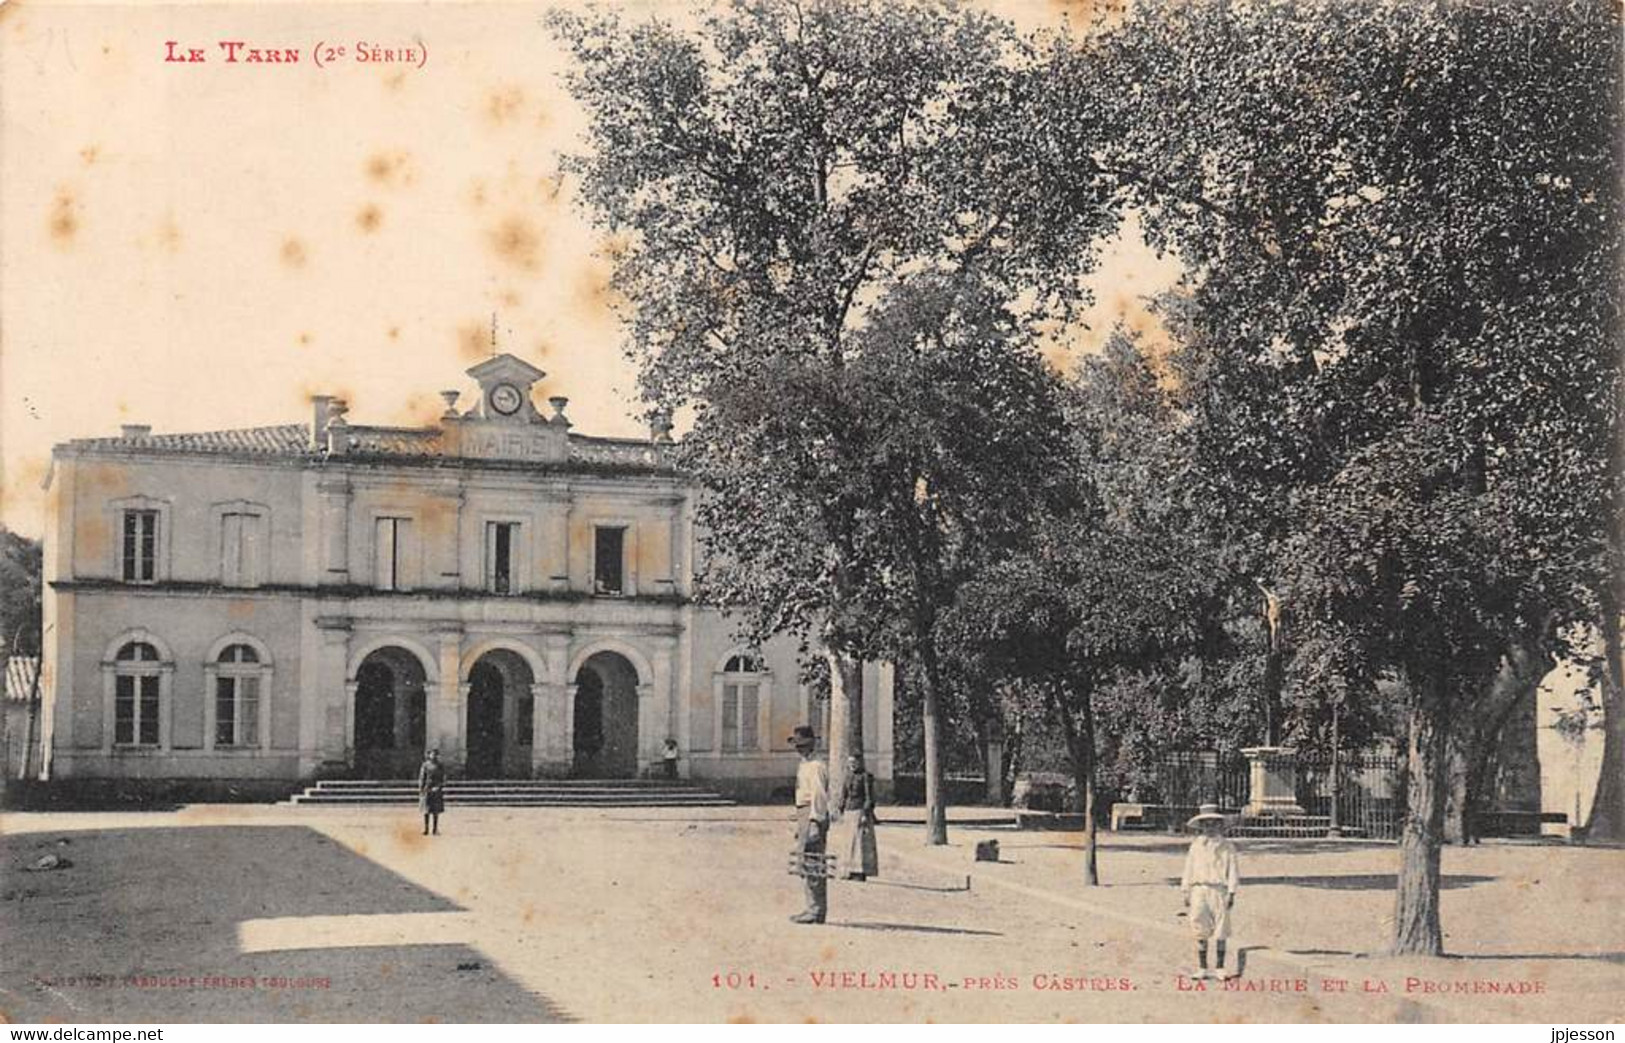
<box><xmin>300</xmin><ymin>783</ymin><xmax>718</xmax><ymax>792</ymax></box>
<box><xmin>290</xmin><ymin>794</ymin><xmax>735</xmax><ymax>806</ymax></box>
<box><xmin>310</xmin><ymin>778</ymin><xmax>707</xmax><ymax>789</ymax></box>
<box><xmin>1231</xmin><ymin>814</ymin><xmax>1334</xmax><ymax>838</ymax></box>
<box><xmin>286</xmin><ymin>777</ymin><xmax>735</xmax><ymax>807</ymax></box>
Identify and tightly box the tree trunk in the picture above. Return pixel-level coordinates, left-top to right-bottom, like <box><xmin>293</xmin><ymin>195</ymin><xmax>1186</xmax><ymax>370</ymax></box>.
<box><xmin>1051</xmin><ymin>681</ymin><xmax>1099</xmax><ymax>886</ymax></box>
<box><xmin>1079</xmin><ymin>695</ymin><xmax>1100</xmax><ymax>886</ymax></box>
<box><xmin>1443</xmin><ymin>737</ymin><xmax>1471</xmax><ymax>845</ymax></box>
<box><xmin>1586</xmin><ymin>583</ymin><xmax>1625</xmax><ymax>841</ymax></box>
<box><xmin>1004</xmin><ymin>718</ymin><xmax>1023</xmax><ymax>806</ymax></box>
<box><xmin>825</xmin><ymin>649</ymin><xmax>864</xmax><ymax>821</ymax></box>
<box><xmin>918</xmin><ymin>658</ymin><xmax>948</xmax><ymax>846</ymax></box>
<box><xmin>1393</xmin><ymin>673</ymin><xmax>1450</xmax><ymax>956</ymax></box>
<box><xmin>1443</xmin><ymin>636</ymin><xmax>1550</xmax><ymax>843</ymax></box>
<box><xmin>21</xmin><ymin>653</ymin><xmax>43</xmax><ymax>781</ymax></box>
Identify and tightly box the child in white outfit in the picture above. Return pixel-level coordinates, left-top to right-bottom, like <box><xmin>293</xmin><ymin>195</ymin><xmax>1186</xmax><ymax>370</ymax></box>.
<box><xmin>1180</xmin><ymin>803</ymin><xmax>1240</xmax><ymax>980</ymax></box>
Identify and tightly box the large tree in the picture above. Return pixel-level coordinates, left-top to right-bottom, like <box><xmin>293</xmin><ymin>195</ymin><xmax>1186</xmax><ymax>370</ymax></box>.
<box><xmin>551</xmin><ymin>0</ymin><xmax>1113</xmax><ymax>823</ymax></box>
<box><xmin>0</xmin><ymin>528</ymin><xmax>42</xmax><ymax>658</ymax></box>
<box><xmin>1079</xmin><ymin>0</ymin><xmax>1620</xmax><ymax>953</ymax></box>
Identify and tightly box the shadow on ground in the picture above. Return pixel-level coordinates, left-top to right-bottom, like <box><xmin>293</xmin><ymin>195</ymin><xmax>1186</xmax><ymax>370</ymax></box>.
<box><xmin>999</xmin><ymin>837</ymin><xmax>1406</xmax><ymax>856</ymax></box>
<box><xmin>1160</xmin><ymin>873</ymin><xmax>1496</xmax><ymax>891</ymax></box>
<box><xmin>0</xmin><ymin>826</ymin><xmax>571</xmax><ymax>1022</ymax></box>
<box><xmin>832</xmin><ymin>921</ymin><xmax>1003</xmax><ymax>938</ymax></box>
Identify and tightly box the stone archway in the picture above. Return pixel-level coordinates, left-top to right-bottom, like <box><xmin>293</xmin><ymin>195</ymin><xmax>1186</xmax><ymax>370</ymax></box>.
<box><xmin>465</xmin><ymin>648</ymin><xmax>535</xmax><ymax>778</ymax></box>
<box><xmin>353</xmin><ymin>646</ymin><xmax>428</xmax><ymax>778</ymax></box>
<box><xmin>574</xmin><ymin>651</ymin><xmax>640</xmax><ymax>778</ymax></box>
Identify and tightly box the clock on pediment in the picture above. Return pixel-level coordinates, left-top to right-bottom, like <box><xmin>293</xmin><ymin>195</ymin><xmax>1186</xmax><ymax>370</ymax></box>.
<box><xmin>465</xmin><ymin>353</ymin><xmax>545</xmax><ymax>422</ymax></box>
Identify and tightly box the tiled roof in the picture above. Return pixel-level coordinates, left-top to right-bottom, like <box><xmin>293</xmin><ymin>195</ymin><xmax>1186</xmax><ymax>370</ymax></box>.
<box><xmin>71</xmin><ymin>424</ymin><xmax>311</xmax><ymax>455</ymax></box>
<box><xmin>4</xmin><ymin>656</ymin><xmax>39</xmax><ymax>702</ymax></box>
<box><xmin>64</xmin><ymin>422</ymin><xmax>674</xmax><ymax>470</ymax></box>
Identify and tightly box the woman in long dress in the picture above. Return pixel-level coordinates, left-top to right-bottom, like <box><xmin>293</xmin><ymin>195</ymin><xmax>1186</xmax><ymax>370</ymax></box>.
<box><xmin>841</xmin><ymin>755</ymin><xmax>880</xmax><ymax>880</ymax></box>
<box><xmin>418</xmin><ymin>747</ymin><xmax>446</xmax><ymax>836</ymax></box>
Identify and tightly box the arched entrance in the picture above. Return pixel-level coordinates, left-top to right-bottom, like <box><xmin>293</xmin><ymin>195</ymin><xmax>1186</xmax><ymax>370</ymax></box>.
<box><xmin>353</xmin><ymin>646</ymin><xmax>428</xmax><ymax>778</ymax></box>
<box><xmin>465</xmin><ymin>649</ymin><xmax>535</xmax><ymax>778</ymax></box>
<box><xmin>574</xmin><ymin>651</ymin><xmax>640</xmax><ymax>778</ymax></box>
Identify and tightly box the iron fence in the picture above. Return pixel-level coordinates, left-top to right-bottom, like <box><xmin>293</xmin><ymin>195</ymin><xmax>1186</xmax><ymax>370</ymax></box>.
<box><xmin>1147</xmin><ymin>750</ymin><xmax>1251</xmax><ymax>809</ymax></box>
<box><xmin>1148</xmin><ymin>750</ymin><xmax>1408</xmax><ymax>840</ymax></box>
<box><xmin>1296</xmin><ymin>753</ymin><xmax>1406</xmax><ymax>840</ymax></box>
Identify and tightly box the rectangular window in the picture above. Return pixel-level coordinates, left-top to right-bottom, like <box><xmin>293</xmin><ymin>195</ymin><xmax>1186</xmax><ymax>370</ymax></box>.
<box><xmin>122</xmin><ymin>509</ymin><xmax>158</xmax><ymax>582</ymax></box>
<box><xmin>220</xmin><ymin>513</ymin><xmax>264</xmax><ymax>587</ymax></box>
<box><xmin>216</xmin><ymin>676</ymin><xmax>260</xmax><ymax>747</ymax></box>
<box><xmin>485</xmin><ymin>522</ymin><xmax>518</xmax><ymax>594</ymax></box>
<box><xmin>116</xmin><ymin>674</ymin><xmax>160</xmax><ymax>746</ymax></box>
<box><xmin>594</xmin><ymin>526</ymin><xmax>625</xmax><ymax>595</ymax></box>
<box><xmin>721</xmin><ymin>683</ymin><xmax>759</xmax><ymax>753</ymax></box>
<box><xmin>374</xmin><ymin>517</ymin><xmax>409</xmax><ymax>591</ymax></box>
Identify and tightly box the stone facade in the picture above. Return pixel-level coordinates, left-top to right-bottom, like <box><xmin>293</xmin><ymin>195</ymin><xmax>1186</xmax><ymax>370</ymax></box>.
<box><xmin>39</xmin><ymin>355</ymin><xmax>894</xmax><ymax>796</ymax></box>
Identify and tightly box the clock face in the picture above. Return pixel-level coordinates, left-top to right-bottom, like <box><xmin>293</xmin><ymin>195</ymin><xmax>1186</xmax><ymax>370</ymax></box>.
<box><xmin>490</xmin><ymin>383</ymin><xmax>523</xmax><ymax>416</ymax></box>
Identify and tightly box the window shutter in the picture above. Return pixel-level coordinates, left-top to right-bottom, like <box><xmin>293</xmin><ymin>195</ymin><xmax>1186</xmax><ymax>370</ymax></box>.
<box><xmin>721</xmin><ymin>684</ymin><xmax>739</xmax><ymax>752</ymax></box>
<box><xmin>375</xmin><ymin>518</ymin><xmax>397</xmax><ymax>590</ymax></box>
<box><xmin>241</xmin><ymin>515</ymin><xmax>264</xmax><ymax>587</ymax></box>
<box><xmin>740</xmin><ymin>684</ymin><xmax>759</xmax><ymax>751</ymax></box>
<box><xmin>240</xmin><ymin>677</ymin><xmax>260</xmax><ymax>746</ymax></box>
<box><xmin>221</xmin><ymin>514</ymin><xmax>243</xmax><ymax>586</ymax></box>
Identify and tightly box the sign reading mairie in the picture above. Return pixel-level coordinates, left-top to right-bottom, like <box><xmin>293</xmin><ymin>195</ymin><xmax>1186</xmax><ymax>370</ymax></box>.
<box><xmin>443</xmin><ymin>354</ymin><xmax>571</xmax><ymax>463</ymax></box>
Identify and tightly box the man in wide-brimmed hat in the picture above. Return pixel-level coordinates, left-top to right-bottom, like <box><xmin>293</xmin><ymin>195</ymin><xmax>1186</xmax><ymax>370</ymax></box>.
<box><xmin>788</xmin><ymin>725</ymin><xmax>830</xmax><ymax>924</ymax></box>
<box><xmin>1180</xmin><ymin>803</ymin><xmax>1240</xmax><ymax>980</ymax></box>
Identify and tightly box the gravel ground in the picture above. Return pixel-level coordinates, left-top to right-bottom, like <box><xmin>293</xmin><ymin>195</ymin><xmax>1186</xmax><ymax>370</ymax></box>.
<box><xmin>1</xmin><ymin>805</ymin><xmax>1619</xmax><ymax>1023</ymax></box>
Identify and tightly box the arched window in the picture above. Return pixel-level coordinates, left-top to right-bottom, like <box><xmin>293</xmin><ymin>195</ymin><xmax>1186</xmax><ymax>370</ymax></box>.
<box><xmin>716</xmin><ymin>652</ymin><xmax>770</xmax><ymax>754</ymax></box>
<box><xmin>109</xmin><ymin>640</ymin><xmax>166</xmax><ymax>747</ymax></box>
<box><xmin>214</xmin><ymin>644</ymin><xmax>260</xmax><ymax>747</ymax></box>
<box><xmin>205</xmin><ymin>637</ymin><xmax>273</xmax><ymax>751</ymax></box>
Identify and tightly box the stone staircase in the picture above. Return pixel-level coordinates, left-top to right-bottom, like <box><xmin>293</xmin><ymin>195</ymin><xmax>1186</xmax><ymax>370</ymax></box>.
<box><xmin>286</xmin><ymin>778</ymin><xmax>735</xmax><ymax>808</ymax></box>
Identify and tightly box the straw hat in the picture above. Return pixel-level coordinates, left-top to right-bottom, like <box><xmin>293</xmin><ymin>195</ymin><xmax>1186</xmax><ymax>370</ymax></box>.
<box><xmin>1188</xmin><ymin>803</ymin><xmax>1227</xmax><ymax>828</ymax></box>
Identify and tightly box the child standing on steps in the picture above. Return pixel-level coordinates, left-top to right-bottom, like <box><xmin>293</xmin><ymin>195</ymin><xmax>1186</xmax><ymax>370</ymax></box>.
<box><xmin>1180</xmin><ymin>803</ymin><xmax>1240</xmax><ymax>980</ymax></box>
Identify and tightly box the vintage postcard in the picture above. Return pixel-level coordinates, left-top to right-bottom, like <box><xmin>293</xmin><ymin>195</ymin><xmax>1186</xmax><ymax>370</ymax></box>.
<box><xmin>1</xmin><ymin>0</ymin><xmax>1620</xmax><ymax>1027</ymax></box>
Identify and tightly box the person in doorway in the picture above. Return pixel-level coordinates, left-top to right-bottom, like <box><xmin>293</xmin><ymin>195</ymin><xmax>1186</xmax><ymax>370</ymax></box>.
<box><xmin>1180</xmin><ymin>803</ymin><xmax>1240</xmax><ymax>980</ymax></box>
<box><xmin>788</xmin><ymin>725</ymin><xmax>830</xmax><ymax>924</ymax></box>
<box><xmin>839</xmin><ymin>754</ymin><xmax>880</xmax><ymax>881</ymax></box>
<box><xmin>662</xmin><ymin>737</ymin><xmax>680</xmax><ymax>780</ymax></box>
<box><xmin>418</xmin><ymin>748</ymin><xmax>446</xmax><ymax>836</ymax></box>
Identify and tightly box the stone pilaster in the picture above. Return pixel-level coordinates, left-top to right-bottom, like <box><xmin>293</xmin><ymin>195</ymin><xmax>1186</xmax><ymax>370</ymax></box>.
<box><xmin>532</xmin><ymin>634</ymin><xmax>573</xmax><ymax>776</ymax></box>
<box><xmin>434</xmin><ymin>628</ymin><xmax>465</xmax><ymax>772</ymax></box>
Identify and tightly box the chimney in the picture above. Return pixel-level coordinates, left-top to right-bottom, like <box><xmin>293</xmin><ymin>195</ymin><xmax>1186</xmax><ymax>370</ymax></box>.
<box><xmin>326</xmin><ymin>401</ymin><xmax>351</xmax><ymax>456</ymax></box>
<box><xmin>121</xmin><ymin>424</ymin><xmax>151</xmax><ymax>439</ymax></box>
<box><xmin>310</xmin><ymin>395</ymin><xmax>335</xmax><ymax>449</ymax></box>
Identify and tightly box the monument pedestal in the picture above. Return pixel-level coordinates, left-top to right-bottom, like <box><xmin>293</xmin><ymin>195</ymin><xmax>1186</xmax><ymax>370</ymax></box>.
<box><xmin>1242</xmin><ymin>746</ymin><xmax>1305</xmax><ymax>817</ymax></box>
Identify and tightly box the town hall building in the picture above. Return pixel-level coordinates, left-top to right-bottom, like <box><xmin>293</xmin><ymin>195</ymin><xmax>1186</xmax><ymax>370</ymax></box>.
<box><xmin>38</xmin><ymin>354</ymin><xmax>894</xmax><ymax>798</ymax></box>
